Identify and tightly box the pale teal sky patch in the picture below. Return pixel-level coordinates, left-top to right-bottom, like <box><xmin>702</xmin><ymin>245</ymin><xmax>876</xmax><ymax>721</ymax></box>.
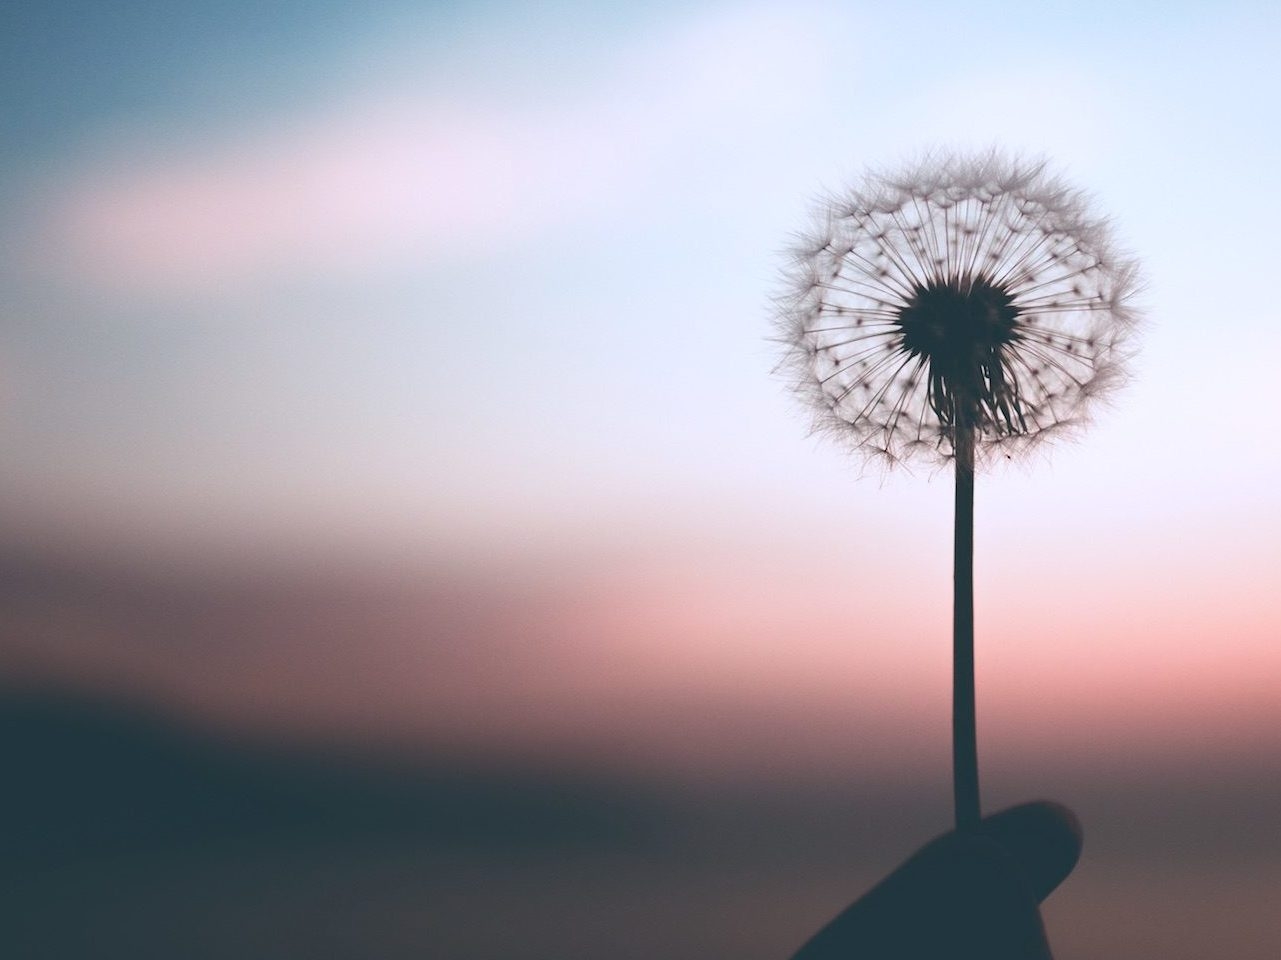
<box><xmin>0</xmin><ymin>0</ymin><xmax>1277</xmax><ymax>559</ymax></box>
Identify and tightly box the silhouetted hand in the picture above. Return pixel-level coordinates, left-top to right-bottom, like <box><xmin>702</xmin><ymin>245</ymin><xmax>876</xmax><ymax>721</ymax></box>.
<box><xmin>790</xmin><ymin>801</ymin><xmax>1082</xmax><ymax>960</ymax></box>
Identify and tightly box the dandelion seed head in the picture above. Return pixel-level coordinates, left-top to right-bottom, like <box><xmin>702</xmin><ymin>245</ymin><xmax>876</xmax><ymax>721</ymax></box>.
<box><xmin>774</xmin><ymin>152</ymin><xmax>1141</xmax><ymax>466</ymax></box>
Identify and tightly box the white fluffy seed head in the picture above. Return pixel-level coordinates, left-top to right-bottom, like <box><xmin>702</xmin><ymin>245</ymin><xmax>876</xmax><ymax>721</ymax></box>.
<box><xmin>773</xmin><ymin>152</ymin><xmax>1142</xmax><ymax>468</ymax></box>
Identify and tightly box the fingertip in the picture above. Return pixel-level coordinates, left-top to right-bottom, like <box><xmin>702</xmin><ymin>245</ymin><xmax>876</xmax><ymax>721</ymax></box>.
<box><xmin>978</xmin><ymin>800</ymin><xmax>1083</xmax><ymax>902</ymax></box>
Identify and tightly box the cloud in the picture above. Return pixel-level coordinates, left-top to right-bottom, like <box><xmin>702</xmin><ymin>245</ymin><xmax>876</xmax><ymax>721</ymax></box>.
<box><xmin>41</xmin><ymin>3</ymin><xmax>831</xmax><ymax>292</ymax></box>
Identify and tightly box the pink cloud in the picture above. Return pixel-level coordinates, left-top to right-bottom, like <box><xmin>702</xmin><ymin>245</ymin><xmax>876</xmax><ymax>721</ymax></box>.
<box><xmin>5</xmin><ymin>508</ymin><xmax>1281</xmax><ymax>781</ymax></box>
<box><xmin>55</xmin><ymin>102</ymin><xmax>536</xmax><ymax>287</ymax></box>
<box><xmin>44</xmin><ymin>4</ymin><xmax>827</xmax><ymax>292</ymax></box>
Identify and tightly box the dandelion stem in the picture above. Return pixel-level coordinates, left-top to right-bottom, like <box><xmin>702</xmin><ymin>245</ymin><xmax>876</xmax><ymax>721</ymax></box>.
<box><xmin>953</xmin><ymin>421</ymin><xmax>980</xmax><ymax>832</ymax></box>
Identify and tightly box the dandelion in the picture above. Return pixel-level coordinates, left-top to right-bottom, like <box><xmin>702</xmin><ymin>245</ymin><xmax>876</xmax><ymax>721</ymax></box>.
<box><xmin>773</xmin><ymin>152</ymin><xmax>1140</xmax><ymax>831</ymax></box>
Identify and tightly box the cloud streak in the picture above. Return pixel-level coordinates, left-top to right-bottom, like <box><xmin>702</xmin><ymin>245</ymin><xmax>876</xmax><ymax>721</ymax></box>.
<box><xmin>43</xmin><ymin>3</ymin><xmax>830</xmax><ymax>292</ymax></box>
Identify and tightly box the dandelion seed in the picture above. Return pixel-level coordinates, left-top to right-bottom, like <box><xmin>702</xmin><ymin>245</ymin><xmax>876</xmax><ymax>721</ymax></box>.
<box><xmin>775</xmin><ymin>153</ymin><xmax>1138</xmax><ymax>465</ymax></box>
<box><xmin>772</xmin><ymin>151</ymin><xmax>1141</xmax><ymax>832</ymax></box>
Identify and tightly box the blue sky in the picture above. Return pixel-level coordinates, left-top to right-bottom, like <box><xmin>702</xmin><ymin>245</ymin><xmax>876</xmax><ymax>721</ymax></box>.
<box><xmin>1</xmin><ymin>0</ymin><xmax>1278</xmax><ymax>570</ymax></box>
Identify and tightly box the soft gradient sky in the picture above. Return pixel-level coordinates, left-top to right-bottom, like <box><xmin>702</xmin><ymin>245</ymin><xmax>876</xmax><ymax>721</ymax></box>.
<box><xmin>1</xmin><ymin>0</ymin><xmax>1279</xmax><ymax>783</ymax></box>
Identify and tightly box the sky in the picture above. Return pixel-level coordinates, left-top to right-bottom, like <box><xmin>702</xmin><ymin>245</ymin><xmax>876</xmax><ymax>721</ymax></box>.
<box><xmin>0</xmin><ymin>0</ymin><xmax>1279</xmax><ymax>788</ymax></box>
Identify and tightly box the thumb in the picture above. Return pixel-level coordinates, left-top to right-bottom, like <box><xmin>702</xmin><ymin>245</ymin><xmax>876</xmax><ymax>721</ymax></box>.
<box><xmin>973</xmin><ymin>801</ymin><xmax>1083</xmax><ymax>903</ymax></box>
<box><xmin>791</xmin><ymin>801</ymin><xmax>1082</xmax><ymax>960</ymax></box>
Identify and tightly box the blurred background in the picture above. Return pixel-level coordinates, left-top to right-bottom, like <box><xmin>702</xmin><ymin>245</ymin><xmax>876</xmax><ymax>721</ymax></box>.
<box><xmin>2</xmin><ymin>1</ymin><xmax>1279</xmax><ymax>957</ymax></box>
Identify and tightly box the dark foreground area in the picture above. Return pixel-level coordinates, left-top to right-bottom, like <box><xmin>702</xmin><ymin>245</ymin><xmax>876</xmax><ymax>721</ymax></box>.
<box><xmin>6</xmin><ymin>689</ymin><xmax>1281</xmax><ymax>959</ymax></box>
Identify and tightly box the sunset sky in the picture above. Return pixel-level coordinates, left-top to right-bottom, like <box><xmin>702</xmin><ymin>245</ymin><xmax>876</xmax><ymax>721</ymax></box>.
<box><xmin>1</xmin><ymin>0</ymin><xmax>1279</xmax><ymax>787</ymax></box>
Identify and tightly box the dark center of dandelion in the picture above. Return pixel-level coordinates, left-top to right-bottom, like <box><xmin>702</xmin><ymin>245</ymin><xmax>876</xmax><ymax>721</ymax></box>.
<box><xmin>895</xmin><ymin>275</ymin><xmax>1024</xmax><ymax>432</ymax></box>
